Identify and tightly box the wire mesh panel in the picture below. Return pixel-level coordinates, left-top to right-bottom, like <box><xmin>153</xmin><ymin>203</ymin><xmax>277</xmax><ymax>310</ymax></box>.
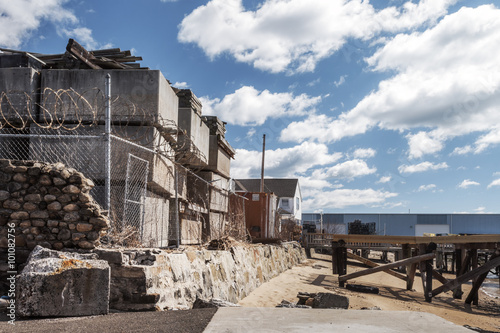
<box><xmin>0</xmin><ymin>126</ymin><xmax>106</xmax><ymax>206</ymax></box>
<box><xmin>123</xmin><ymin>154</ymin><xmax>149</xmax><ymax>241</ymax></box>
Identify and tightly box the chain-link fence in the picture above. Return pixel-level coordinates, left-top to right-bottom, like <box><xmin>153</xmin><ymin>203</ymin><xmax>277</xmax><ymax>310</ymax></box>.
<box><xmin>0</xmin><ymin>88</ymin><xmax>247</xmax><ymax>247</ymax></box>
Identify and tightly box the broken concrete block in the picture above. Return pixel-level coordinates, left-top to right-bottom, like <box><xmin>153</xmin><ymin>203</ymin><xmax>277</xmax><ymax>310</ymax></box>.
<box><xmin>16</xmin><ymin>245</ymin><xmax>110</xmax><ymax>317</ymax></box>
<box><xmin>312</xmin><ymin>292</ymin><xmax>349</xmax><ymax>309</ymax></box>
<box><xmin>192</xmin><ymin>297</ymin><xmax>240</xmax><ymax>309</ymax></box>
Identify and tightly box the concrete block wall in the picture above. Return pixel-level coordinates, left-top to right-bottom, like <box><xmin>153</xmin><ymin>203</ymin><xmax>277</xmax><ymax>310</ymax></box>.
<box><xmin>96</xmin><ymin>242</ymin><xmax>306</xmax><ymax>311</ymax></box>
<box><xmin>40</xmin><ymin>69</ymin><xmax>179</xmax><ymax>126</ymax></box>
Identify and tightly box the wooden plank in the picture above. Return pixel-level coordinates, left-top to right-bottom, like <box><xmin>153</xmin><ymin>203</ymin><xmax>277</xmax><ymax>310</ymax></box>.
<box><xmin>339</xmin><ymin>253</ymin><xmax>435</xmax><ymax>283</ymax></box>
<box><xmin>347</xmin><ymin>252</ymin><xmax>407</xmax><ymax>281</ymax></box>
<box><xmin>66</xmin><ymin>39</ymin><xmax>101</xmax><ymax>69</ymax></box>
<box><xmin>328</xmin><ymin>234</ymin><xmax>500</xmax><ymax>245</ymax></box>
<box><xmin>406</xmin><ymin>263</ymin><xmax>417</xmax><ymax>290</ymax></box>
<box><xmin>432</xmin><ymin>270</ymin><xmax>449</xmax><ymax>285</ymax></box>
<box><xmin>431</xmin><ymin>256</ymin><xmax>500</xmax><ymax>297</ymax></box>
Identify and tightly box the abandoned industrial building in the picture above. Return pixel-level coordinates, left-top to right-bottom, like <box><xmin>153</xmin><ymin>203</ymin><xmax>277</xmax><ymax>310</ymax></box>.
<box><xmin>0</xmin><ymin>39</ymin><xmax>246</xmax><ymax>249</ymax></box>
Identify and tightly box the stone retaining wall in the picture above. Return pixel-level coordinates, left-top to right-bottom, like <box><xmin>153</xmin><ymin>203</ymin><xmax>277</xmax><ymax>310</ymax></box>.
<box><xmin>96</xmin><ymin>242</ymin><xmax>306</xmax><ymax>311</ymax></box>
<box><xmin>0</xmin><ymin>159</ymin><xmax>110</xmax><ymax>251</ymax></box>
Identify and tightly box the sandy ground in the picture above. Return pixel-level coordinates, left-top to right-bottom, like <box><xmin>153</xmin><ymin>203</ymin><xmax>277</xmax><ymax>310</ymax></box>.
<box><xmin>238</xmin><ymin>252</ymin><xmax>500</xmax><ymax>332</ymax></box>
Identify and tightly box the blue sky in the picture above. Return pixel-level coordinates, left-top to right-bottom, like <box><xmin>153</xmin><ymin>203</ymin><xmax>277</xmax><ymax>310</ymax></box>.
<box><xmin>1</xmin><ymin>0</ymin><xmax>500</xmax><ymax>214</ymax></box>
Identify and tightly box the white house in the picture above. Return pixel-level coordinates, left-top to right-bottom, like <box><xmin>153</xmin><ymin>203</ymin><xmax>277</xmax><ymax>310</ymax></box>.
<box><xmin>234</xmin><ymin>178</ymin><xmax>302</xmax><ymax>224</ymax></box>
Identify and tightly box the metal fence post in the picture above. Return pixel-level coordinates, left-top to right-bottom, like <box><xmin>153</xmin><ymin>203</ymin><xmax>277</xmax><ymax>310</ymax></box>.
<box><xmin>175</xmin><ymin>166</ymin><xmax>180</xmax><ymax>247</ymax></box>
<box><xmin>105</xmin><ymin>73</ymin><xmax>111</xmax><ymax>213</ymax></box>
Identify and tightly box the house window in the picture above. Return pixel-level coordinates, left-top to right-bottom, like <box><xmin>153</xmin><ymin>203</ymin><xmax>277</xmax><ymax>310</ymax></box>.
<box><xmin>296</xmin><ymin>197</ymin><xmax>300</xmax><ymax>210</ymax></box>
<box><xmin>281</xmin><ymin>198</ymin><xmax>290</xmax><ymax>207</ymax></box>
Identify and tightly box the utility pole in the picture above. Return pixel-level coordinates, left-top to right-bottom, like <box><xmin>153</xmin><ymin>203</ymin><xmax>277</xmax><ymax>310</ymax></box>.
<box><xmin>260</xmin><ymin>134</ymin><xmax>266</xmax><ymax>193</ymax></box>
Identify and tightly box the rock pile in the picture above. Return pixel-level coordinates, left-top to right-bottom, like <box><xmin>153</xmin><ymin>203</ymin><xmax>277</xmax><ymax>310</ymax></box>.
<box><xmin>0</xmin><ymin>159</ymin><xmax>110</xmax><ymax>250</ymax></box>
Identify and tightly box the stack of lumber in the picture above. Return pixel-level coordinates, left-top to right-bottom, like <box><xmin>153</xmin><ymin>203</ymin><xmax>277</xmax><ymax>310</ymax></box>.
<box><xmin>0</xmin><ymin>39</ymin><xmax>146</xmax><ymax>70</ymax></box>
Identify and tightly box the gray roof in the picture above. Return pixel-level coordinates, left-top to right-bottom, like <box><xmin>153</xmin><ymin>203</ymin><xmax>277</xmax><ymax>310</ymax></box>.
<box><xmin>234</xmin><ymin>178</ymin><xmax>299</xmax><ymax>198</ymax></box>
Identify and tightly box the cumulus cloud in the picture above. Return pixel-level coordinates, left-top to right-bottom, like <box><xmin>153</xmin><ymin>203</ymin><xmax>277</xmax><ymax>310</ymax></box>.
<box><xmin>417</xmin><ymin>184</ymin><xmax>436</xmax><ymax>192</ymax></box>
<box><xmin>407</xmin><ymin>131</ymin><xmax>444</xmax><ymax>159</ymax></box>
<box><xmin>280</xmin><ymin>5</ymin><xmax>500</xmax><ymax>159</ymax></box>
<box><xmin>303</xmin><ymin>188</ymin><xmax>398</xmax><ymax>210</ymax></box>
<box><xmin>458</xmin><ymin>179</ymin><xmax>480</xmax><ymax>189</ymax></box>
<box><xmin>230</xmin><ymin>142</ymin><xmax>341</xmax><ymax>178</ymax></box>
<box><xmin>0</xmin><ymin>0</ymin><xmax>102</xmax><ymax>50</ymax></box>
<box><xmin>0</xmin><ymin>0</ymin><xmax>78</xmax><ymax>48</ymax></box>
<box><xmin>59</xmin><ymin>27</ymin><xmax>98</xmax><ymax>50</ymax></box>
<box><xmin>334</xmin><ymin>75</ymin><xmax>347</xmax><ymax>87</ymax></box>
<box><xmin>172</xmin><ymin>81</ymin><xmax>189</xmax><ymax>89</ymax></box>
<box><xmin>398</xmin><ymin>161</ymin><xmax>448</xmax><ymax>174</ymax></box>
<box><xmin>201</xmin><ymin>86</ymin><xmax>321</xmax><ymax>126</ymax></box>
<box><xmin>487</xmin><ymin>179</ymin><xmax>500</xmax><ymax>189</ymax></box>
<box><xmin>313</xmin><ymin>159</ymin><xmax>376</xmax><ymax>180</ymax></box>
<box><xmin>353</xmin><ymin>148</ymin><xmax>376</xmax><ymax>159</ymax></box>
<box><xmin>179</xmin><ymin>0</ymin><xmax>455</xmax><ymax>73</ymax></box>
<box><xmin>377</xmin><ymin>176</ymin><xmax>392</xmax><ymax>184</ymax></box>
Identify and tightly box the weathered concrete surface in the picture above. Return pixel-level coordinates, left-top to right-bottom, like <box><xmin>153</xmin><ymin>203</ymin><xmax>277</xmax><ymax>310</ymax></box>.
<box><xmin>101</xmin><ymin>242</ymin><xmax>306</xmax><ymax>311</ymax></box>
<box><xmin>203</xmin><ymin>308</ymin><xmax>473</xmax><ymax>333</ymax></box>
<box><xmin>16</xmin><ymin>246</ymin><xmax>110</xmax><ymax>317</ymax></box>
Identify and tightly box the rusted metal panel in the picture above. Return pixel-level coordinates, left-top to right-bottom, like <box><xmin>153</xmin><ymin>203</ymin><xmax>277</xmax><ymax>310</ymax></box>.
<box><xmin>243</xmin><ymin>192</ymin><xmax>277</xmax><ymax>239</ymax></box>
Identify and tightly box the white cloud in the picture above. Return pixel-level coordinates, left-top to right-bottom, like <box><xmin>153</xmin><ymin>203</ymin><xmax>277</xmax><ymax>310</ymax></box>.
<box><xmin>334</xmin><ymin>75</ymin><xmax>347</xmax><ymax>87</ymax></box>
<box><xmin>313</xmin><ymin>159</ymin><xmax>376</xmax><ymax>180</ymax></box>
<box><xmin>487</xmin><ymin>179</ymin><xmax>500</xmax><ymax>189</ymax></box>
<box><xmin>353</xmin><ymin>148</ymin><xmax>376</xmax><ymax>159</ymax></box>
<box><xmin>417</xmin><ymin>184</ymin><xmax>436</xmax><ymax>192</ymax></box>
<box><xmin>172</xmin><ymin>81</ymin><xmax>189</xmax><ymax>89</ymax></box>
<box><xmin>451</xmin><ymin>145</ymin><xmax>474</xmax><ymax>156</ymax></box>
<box><xmin>303</xmin><ymin>188</ymin><xmax>398</xmax><ymax>210</ymax></box>
<box><xmin>398</xmin><ymin>161</ymin><xmax>448</xmax><ymax>174</ymax></box>
<box><xmin>280</xmin><ymin>5</ymin><xmax>500</xmax><ymax>157</ymax></box>
<box><xmin>407</xmin><ymin>131</ymin><xmax>444</xmax><ymax>159</ymax></box>
<box><xmin>458</xmin><ymin>179</ymin><xmax>480</xmax><ymax>189</ymax></box>
<box><xmin>179</xmin><ymin>0</ymin><xmax>455</xmax><ymax>73</ymax></box>
<box><xmin>0</xmin><ymin>0</ymin><xmax>78</xmax><ymax>48</ymax></box>
<box><xmin>230</xmin><ymin>142</ymin><xmax>341</xmax><ymax>178</ymax></box>
<box><xmin>60</xmin><ymin>27</ymin><xmax>98</xmax><ymax>50</ymax></box>
<box><xmin>377</xmin><ymin>176</ymin><xmax>391</xmax><ymax>184</ymax></box>
<box><xmin>246</xmin><ymin>128</ymin><xmax>256</xmax><ymax>138</ymax></box>
<box><xmin>201</xmin><ymin>86</ymin><xmax>321</xmax><ymax>126</ymax></box>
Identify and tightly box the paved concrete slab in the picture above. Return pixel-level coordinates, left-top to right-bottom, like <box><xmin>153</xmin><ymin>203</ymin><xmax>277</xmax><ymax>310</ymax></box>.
<box><xmin>203</xmin><ymin>308</ymin><xmax>472</xmax><ymax>333</ymax></box>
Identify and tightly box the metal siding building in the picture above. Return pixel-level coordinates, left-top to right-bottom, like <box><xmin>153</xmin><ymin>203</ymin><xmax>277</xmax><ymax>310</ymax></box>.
<box><xmin>302</xmin><ymin>213</ymin><xmax>500</xmax><ymax>236</ymax></box>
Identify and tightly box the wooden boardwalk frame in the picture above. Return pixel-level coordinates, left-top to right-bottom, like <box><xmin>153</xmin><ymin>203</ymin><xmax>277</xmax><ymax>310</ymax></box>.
<box><xmin>329</xmin><ymin>235</ymin><xmax>500</xmax><ymax>305</ymax></box>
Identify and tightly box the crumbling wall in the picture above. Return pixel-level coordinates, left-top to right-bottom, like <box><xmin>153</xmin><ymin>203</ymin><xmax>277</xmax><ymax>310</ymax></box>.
<box><xmin>96</xmin><ymin>242</ymin><xmax>306</xmax><ymax>311</ymax></box>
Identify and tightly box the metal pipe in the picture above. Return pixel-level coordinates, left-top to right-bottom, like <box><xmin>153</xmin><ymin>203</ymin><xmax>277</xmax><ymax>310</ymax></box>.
<box><xmin>105</xmin><ymin>73</ymin><xmax>111</xmax><ymax>212</ymax></box>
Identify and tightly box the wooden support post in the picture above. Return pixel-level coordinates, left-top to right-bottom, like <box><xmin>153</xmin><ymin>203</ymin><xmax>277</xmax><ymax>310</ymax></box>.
<box><xmin>465</xmin><ymin>250</ymin><xmax>500</xmax><ymax>305</ymax></box>
<box><xmin>407</xmin><ymin>263</ymin><xmax>417</xmax><ymax>290</ymax></box>
<box><xmin>418</xmin><ymin>244</ymin><xmax>428</xmax><ymax>300</ymax></box>
<box><xmin>470</xmin><ymin>249</ymin><xmax>478</xmax><ymax>305</ymax></box>
<box><xmin>453</xmin><ymin>248</ymin><xmax>468</xmax><ymax>299</ymax></box>
<box><xmin>332</xmin><ymin>241</ymin><xmax>347</xmax><ymax>287</ymax></box>
<box><xmin>425</xmin><ymin>256</ymin><xmax>433</xmax><ymax>302</ymax></box>
<box><xmin>401</xmin><ymin>243</ymin><xmax>411</xmax><ymax>274</ymax></box>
